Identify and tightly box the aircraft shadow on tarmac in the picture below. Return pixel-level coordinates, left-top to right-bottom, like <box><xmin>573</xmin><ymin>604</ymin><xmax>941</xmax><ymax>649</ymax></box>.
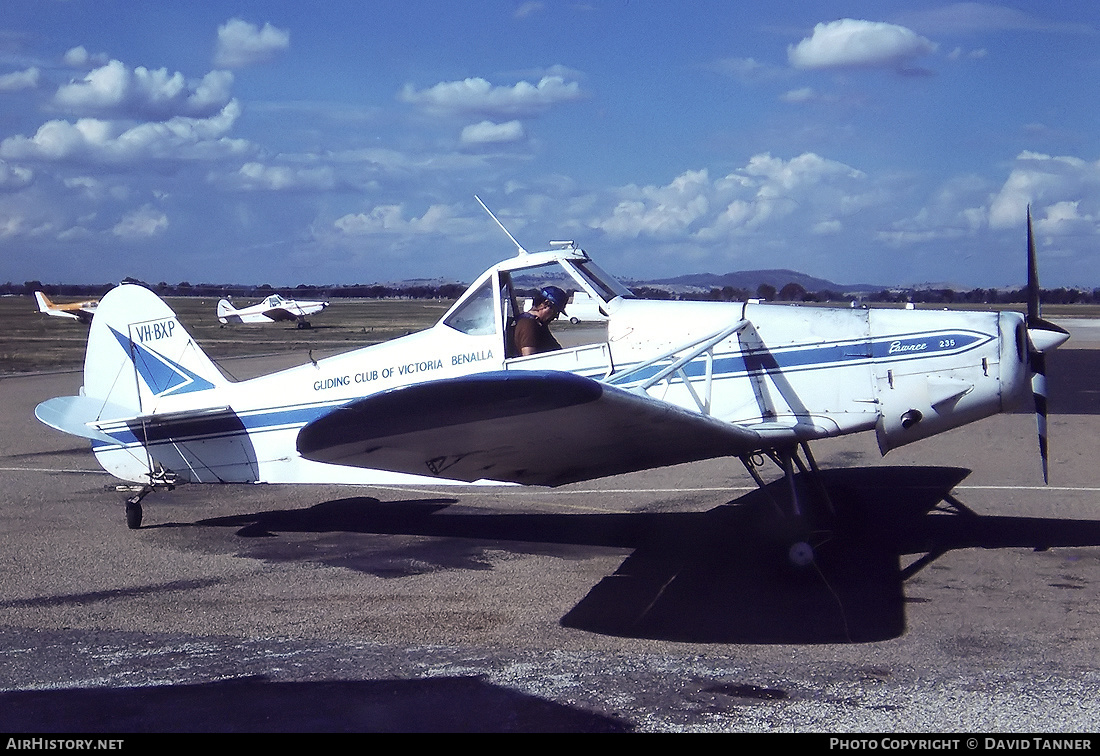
<box><xmin>0</xmin><ymin>675</ymin><xmax>631</xmax><ymax>733</ymax></box>
<box><xmin>184</xmin><ymin>465</ymin><xmax>1100</xmax><ymax>645</ymax></box>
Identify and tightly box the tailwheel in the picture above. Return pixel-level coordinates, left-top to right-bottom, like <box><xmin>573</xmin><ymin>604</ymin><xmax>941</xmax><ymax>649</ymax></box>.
<box><xmin>121</xmin><ymin>484</ymin><xmax>154</xmax><ymax>529</ymax></box>
<box><xmin>116</xmin><ymin>467</ymin><xmax>177</xmax><ymax>530</ymax></box>
<box><xmin>125</xmin><ymin>495</ymin><xmax>144</xmax><ymax>530</ymax></box>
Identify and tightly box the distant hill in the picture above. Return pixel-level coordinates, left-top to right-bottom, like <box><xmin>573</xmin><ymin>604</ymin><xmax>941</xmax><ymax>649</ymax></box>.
<box><xmin>641</xmin><ymin>269</ymin><xmax>881</xmax><ymax>295</ymax></box>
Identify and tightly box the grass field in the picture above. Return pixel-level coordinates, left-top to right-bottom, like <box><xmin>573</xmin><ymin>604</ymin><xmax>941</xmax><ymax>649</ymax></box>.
<box><xmin>0</xmin><ymin>295</ymin><xmax>455</xmax><ymax>375</ymax></box>
<box><xmin>3</xmin><ymin>292</ymin><xmax>1097</xmax><ymax>376</ymax></box>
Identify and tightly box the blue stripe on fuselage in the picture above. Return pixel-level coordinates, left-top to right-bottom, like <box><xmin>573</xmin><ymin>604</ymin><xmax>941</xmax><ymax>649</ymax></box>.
<box><xmin>91</xmin><ymin>328</ymin><xmax>992</xmax><ymax>449</ymax></box>
<box><xmin>606</xmin><ymin>329</ymin><xmax>991</xmax><ymax>386</ymax></box>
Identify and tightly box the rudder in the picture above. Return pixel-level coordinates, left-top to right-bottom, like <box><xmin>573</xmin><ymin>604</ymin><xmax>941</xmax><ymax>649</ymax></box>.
<box><xmin>85</xmin><ymin>284</ymin><xmax>228</xmax><ymax>416</ymax></box>
<box><xmin>217</xmin><ymin>298</ymin><xmax>242</xmax><ymax>324</ymax></box>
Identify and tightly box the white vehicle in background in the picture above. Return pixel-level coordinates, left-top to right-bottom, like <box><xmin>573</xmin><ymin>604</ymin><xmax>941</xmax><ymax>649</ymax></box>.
<box><xmin>522</xmin><ymin>291</ymin><xmax>608</xmax><ymax>323</ymax></box>
<box><xmin>216</xmin><ymin>293</ymin><xmax>329</xmax><ymax>328</ymax></box>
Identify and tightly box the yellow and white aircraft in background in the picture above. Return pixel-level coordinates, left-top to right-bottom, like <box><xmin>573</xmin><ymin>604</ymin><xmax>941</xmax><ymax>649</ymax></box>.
<box><xmin>34</xmin><ymin>292</ymin><xmax>99</xmax><ymax>324</ymax></box>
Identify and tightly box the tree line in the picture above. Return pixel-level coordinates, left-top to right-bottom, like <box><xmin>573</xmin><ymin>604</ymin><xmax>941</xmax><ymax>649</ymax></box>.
<box><xmin>626</xmin><ymin>282</ymin><xmax>1100</xmax><ymax>306</ymax></box>
<box><xmin>7</xmin><ymin>279</ymin><xmax>1100</xmax><ymax>306</ymax></box>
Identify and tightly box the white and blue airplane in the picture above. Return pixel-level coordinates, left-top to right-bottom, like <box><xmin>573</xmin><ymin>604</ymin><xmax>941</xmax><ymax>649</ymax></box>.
<box><xmin>35</xmin><ymin>208</ymin><xmax>1068</xmax><ymax>557</ymax></box>
<box><xmin>216</xmin><ymin>293</ymin><xmax>328</xmax><ymax>328</ymax></box>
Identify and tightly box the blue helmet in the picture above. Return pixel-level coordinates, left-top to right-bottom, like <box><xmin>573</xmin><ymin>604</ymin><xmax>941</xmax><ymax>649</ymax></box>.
<box><xmin>538</xmin><ymin>286</ymin><xmax>569</xmax><ymax>314</ymax></box>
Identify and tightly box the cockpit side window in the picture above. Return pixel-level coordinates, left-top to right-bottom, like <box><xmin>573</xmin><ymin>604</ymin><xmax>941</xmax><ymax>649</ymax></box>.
<box><xmin>442</xmin><ymin>278</ymin><xmax>497</xmax><ymax>336</ymax></box>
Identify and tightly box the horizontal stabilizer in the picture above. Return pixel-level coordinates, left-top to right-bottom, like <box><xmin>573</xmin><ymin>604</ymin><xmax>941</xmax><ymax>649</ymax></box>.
<box><xmin>35</xmin><ymin>395</ymin><xmax>131</xmax><ymax>443</ymax></box>
<box><xmin>37</xmin><ymin>396</ymin><xmax>240</xmax><ymax>445</ymax></box>
<box><xmin>297</xmin><ymin>371</ymin><xmax>762</xmax><ymax>486</ymax></box>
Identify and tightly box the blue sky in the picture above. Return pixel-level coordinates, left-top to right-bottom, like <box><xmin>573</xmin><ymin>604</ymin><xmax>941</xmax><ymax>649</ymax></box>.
<box><xmin>1</xmin><ymin>1</ymin><xmax>1099</xmax><ymax>289</ymax></box>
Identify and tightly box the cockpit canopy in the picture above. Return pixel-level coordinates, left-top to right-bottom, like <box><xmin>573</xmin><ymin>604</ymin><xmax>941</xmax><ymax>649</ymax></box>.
<box><xmin>440</xmin><ymin>243</ymin><xmax>633</xmax><ymax>341</ymax></box>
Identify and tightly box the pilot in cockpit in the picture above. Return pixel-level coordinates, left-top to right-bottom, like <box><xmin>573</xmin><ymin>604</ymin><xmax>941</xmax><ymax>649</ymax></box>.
<box><xmin>514</xmin><ymin>286</ymin><xmax>568</xmax><ymax>356</ymax></box>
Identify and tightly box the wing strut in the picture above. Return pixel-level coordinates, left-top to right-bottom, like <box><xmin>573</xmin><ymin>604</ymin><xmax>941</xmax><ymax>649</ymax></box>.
<box><xmin>604</xmin><ymin>318</ymin><xmax>750</xmax><ymax>415</ymax></box>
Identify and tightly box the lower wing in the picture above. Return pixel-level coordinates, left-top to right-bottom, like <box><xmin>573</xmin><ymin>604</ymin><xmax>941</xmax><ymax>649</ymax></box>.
<box><xmin>296</xmin><ymin>370</ymin><xmax>762</xmax><ymax>486</ymax></box>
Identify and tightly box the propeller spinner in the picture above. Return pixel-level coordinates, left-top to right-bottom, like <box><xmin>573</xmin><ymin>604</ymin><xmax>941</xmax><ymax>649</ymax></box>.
<box><xmin>1024</xmin><ymin>206</ymin><xmax>1070</xmax><ymax>483</ymax></box>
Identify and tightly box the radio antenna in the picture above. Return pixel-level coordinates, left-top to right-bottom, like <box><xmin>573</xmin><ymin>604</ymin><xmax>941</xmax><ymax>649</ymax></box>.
<box><xmin>475</xmin><ymin>195</ymin><xmax>527</xmax><ymax>256</ymax></box>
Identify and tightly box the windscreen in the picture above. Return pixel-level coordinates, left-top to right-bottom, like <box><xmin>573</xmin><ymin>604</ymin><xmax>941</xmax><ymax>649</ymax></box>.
<box><xmin>566</xmin><ymin>259</ymin><xmax>634</xmax><ymax>301</ymax></box>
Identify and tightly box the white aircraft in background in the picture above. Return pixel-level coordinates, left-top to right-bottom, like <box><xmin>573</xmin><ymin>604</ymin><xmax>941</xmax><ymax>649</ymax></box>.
<box><xmin>217</xmin><ymin>293</ymin><xmax>329</xmax><ymax>328</ymax></box>
<box><xmin>35</xmin><ymin>292</ymin><xmax>99</xmax><ymax>324</ymax></box>
<box><xmin>523</xmin><ymin>291</ymin><xmax>608</xmax><ymax>323</ymax></box>
<box><xmin>36</xmin><ymin>205</ymin><xmax>1067</xmax><ymax>572</ymax></box>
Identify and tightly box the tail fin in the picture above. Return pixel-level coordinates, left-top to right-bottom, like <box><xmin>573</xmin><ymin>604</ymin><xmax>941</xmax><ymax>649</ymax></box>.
<box><xmin>216</xmin><ymin>298</ymin><xmax>241</xmax><ymax>324</ymax></box>
<box><xmin>36</xmin><ymin>284</ymin><xmax>244</xmax><ymax>484</ymax></box>
<box><xmin>85</xmin><ymin>284</ymin><xmax>228</xmax><ymax>416</ymax></box>
<box><xmin>34</xmin><ymin>291</ymin><xmax>53</xmax><ymax>313</ymax></box>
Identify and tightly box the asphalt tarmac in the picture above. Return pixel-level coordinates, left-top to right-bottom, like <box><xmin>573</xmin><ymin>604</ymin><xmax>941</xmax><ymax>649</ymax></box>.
<box><xmin>1</xmin><ymin>323</ymin><xmax>1099</xmax><ymax>733</ymax></box>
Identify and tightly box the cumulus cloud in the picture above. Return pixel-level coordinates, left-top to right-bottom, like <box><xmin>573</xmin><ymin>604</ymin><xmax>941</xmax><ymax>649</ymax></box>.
<box><xmin>54</xmin><ymin>60</ymin><xmax>234</xmax><ymax>120</ymax></box>
<box><xmin>594</xmin><ymin>170</ymin><xmax>712</xmax><ymax>238</ymax></box>
<box><xmin>63</xmin><ymin>46</ymin><xmax>109</xmax><ymax>68</ymax></box>
<box><xmin>0</xmin><ymin>67</ymin><xmax>41</xmax><ymax>92</ymax></box>
<box><xmin>788</xmin><ymin>19</ymin><xmax>938</xmax><ymax>71</ymax></box>
<box><xmin>333</xmin><ymin>203</ymin><xmax>469</xmax><ymax>237</ymax></box>
<box><xmin>221</xmin><ymin>161</ymin><xmax>336</xmax><ymax>191</ymax></box>
<box><xmin>112</xmin><ymin>205</ymin><xmax>168</xmax><ymax>239</ymax></box>
<box><xmin>0</xmin><ymin>101</ymin><xmax>249</xmax><ymax>164</ymax></box>
<box><xmin>214</xmin><ymin>19</ymin><xmax>290</xmax><ymax>68</ymax></box>
<box><xmin>877</xmin><ymin>153</ymin><xmax>1100</xmax><ymax>254</ymax></box>
<box><xmin>0</xmin><ymin>160</ymin><xmax>33</xmax><ymax>191</ymax></box>
<box><xmin>399</xmin><ymin>75</ymin><xmax>584</xmax><ymax>118</ymax></box>
<box><xmin>988</xmin><ymin>151</ymin><xmax>1100</xmax><ymax>230</ymax></box>
<box><xmin>460</xmin><ymin>120</ymin><xmax>525</xmax><ymax>145</ymax></box>
<box><xmin>1039</xmin><ymin>200</ymin><xmax>1095</xmax><ymax>236</ymax></box>
<box><xmin>589</xmin><ymin>153</ymin><xmax>870</xmax><ymax>241</ymax></box>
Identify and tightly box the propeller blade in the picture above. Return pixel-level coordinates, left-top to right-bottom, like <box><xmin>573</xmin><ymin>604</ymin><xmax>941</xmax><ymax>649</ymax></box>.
<box><xmin>1026</xmin><ymin>205</ymin><xmax>1040</xmax><ymax>323</ymax></box>
<box><xmin>1031</xmin><ymin>351</ymin><xmax>1050</xmax><ymax>485</ymax></box>
<box><xmin>1026</xmin><ymin>205</ymin><xmax>1048</xmax><ymax>482</ymax></box>
<box><xmin>1022</xmin><ymin>206</ymin><xmax>1067</xmax><ymax>484</ymax></box>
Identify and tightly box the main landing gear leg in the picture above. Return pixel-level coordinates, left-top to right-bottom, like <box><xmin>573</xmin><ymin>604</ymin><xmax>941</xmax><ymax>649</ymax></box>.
<box><xmin>741</xmin><ymin>443</ymin><xmax>833</xmax><ymax>568</ymax></box>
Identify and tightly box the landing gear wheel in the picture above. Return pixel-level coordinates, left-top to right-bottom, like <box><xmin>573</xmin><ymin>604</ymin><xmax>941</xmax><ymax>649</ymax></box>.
<box><xmin>788</xmin><ymin>541</ymin><xmax>814</xmax><ymax>567</ymax></box>
<box><xmin>125</xmin><ymin>499</ymin><xmax>143</xmax><ymax>530</ymax></box>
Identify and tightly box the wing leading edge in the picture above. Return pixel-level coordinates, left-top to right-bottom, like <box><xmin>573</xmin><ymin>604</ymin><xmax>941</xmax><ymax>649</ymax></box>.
<box><xmin>296</xmin><ymin>371</ymin><xmax>762</xmax><ymax>486</ymax></box>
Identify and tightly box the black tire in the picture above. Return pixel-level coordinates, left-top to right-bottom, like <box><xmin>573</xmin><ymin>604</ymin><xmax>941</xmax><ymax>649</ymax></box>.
<box><xmin>126</xmin><ymin>501</ymin><xmax>143</xmax><ymax>530</ymax></box>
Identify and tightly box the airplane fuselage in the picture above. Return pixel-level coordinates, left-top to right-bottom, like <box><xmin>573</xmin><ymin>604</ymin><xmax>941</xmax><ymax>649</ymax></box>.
<box><xmin>89</xmin><ymin>293</ymin><xmax>1031</xmax><ymax>486</ymax></box>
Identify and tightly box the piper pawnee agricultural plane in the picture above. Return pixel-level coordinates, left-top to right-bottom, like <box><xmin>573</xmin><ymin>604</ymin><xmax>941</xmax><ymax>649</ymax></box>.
<box><xmin>216</xmin><ymin>293</ymin><xmax>329</xmax><ymax>328</ymax></box>
<box><xmin>35</xmin><ymin>204</ymin><xmax>1068</xmax><ymax>566</ymax></box>
<box><xmin>34</xmin><ymin>291</ymin><xmax>99</xmax><ymax>324</ymax></box>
